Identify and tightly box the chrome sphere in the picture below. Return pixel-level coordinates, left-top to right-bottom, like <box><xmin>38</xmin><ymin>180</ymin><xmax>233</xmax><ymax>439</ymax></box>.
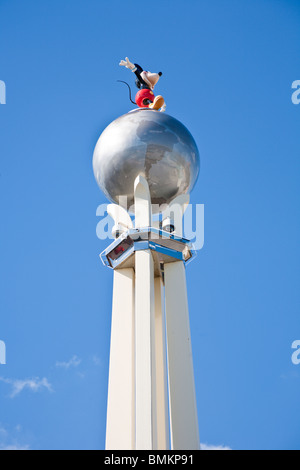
<box><xmin>93</xmin><ymin>108</ymin><xmax>200</xmax><ymax>212</ymax></box>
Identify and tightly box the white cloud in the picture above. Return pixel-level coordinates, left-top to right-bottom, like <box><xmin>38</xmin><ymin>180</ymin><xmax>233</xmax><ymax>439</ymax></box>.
<box><xmin>201</xmin><ymin>443</ymin><xmax>232</xmax><ymax>451</ymax></box>
<box><xmin>92</xmin><ymin>355</ymin><xmax>102</xmax><ymax>367</ymax></box>
<box><xmin>0</xmin><ymin>444</ymin><xmax>30</xmax><ymax>451</ymax></box>
<box><xmin>0</xmin><ymin>424</ymin><xmax>30</xmax><ymax>450</ymax></box>
<box><xmin>0</xmin><ymin>377</ymin><xmax>53</xmax><ymax>398</ymax></box>
<box><xmin>0</xmin><ymin>426</ymin><xmax>7</xmax><ymax>436</ymax></box>
<box><xmin>55</xmin><ymin>355</ymin><xmax>81</xmax><ymax>369</ymax></box>
<box><xmin>76</xmin><ymin>372</ymin><xmax>85</xmax><ymax>379</ymax></box>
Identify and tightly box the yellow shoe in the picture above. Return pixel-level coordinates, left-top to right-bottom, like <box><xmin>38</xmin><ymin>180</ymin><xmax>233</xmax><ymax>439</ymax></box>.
<box><xmin>149</xmin><ymin>95</ymin><xmax>165</xmax><ymax>111</ymax></box>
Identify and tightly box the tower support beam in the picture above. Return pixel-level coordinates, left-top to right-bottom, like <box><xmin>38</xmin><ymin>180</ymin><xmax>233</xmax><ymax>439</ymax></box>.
<box><xmin>106</xmin><ymin>268</ymin><xmax>135</xmax><ymax>450</ymax></box>
<box><xmin>154</xmin><ymin>276</ymin><xmax>170</xmax><ymax>449</ymax></box>
<box><xmin>134</xmin><ymin>174</ymin><xmax>157</xmax><ymax>450</ymax></box>
<box><xmin>135</xmin><ymin>250</ymin><xmax>156</xmax><ymax>449</ymax></box>
<box><xmin>164</xmin><ymin>261</ymin><xmax>200</xmax><ymax>450</ymax></box>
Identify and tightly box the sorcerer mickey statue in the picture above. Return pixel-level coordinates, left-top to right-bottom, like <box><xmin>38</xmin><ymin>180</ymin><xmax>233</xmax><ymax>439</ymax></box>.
<box><xmin>119</xmin><ymin>57</ymin><xmax>166</xmax><ymax>112</ymax></box>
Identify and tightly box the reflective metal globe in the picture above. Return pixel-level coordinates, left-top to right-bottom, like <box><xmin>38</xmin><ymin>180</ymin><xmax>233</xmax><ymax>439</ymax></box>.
<box><xmin>93</xmin><ymin>108</ymin><xmax>200</xmax><ymax>212</ymax></box>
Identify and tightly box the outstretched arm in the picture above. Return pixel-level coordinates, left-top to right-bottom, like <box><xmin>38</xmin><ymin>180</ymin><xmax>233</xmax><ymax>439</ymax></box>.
<box><xmin>119</xmin><ymin>58</ymin><xmax>147</xmax><ymax>87</ymax></box>
<box><xmin>119</xmin><ymin>57</ymin><xmax>137</xmax><ymax>72</ymax></box>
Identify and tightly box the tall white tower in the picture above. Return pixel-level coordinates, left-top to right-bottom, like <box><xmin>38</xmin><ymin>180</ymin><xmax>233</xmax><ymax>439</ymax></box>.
<box><xmin>93</xmin><ymin>108</ymin><xmax>200</xmax><ymax>451</ymax></box>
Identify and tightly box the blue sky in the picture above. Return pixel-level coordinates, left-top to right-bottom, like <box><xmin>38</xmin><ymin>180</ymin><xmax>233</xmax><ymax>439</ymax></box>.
<box><xmin>0</xmin><ymin>0</ymin><xmax>299</xmax><ymax>450</ymax></box>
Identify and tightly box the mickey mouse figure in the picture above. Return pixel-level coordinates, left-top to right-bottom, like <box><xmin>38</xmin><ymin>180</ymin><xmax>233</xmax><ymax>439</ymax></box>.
<box><xmin>119</xmin><ymin>57</ymin><xmax>166</xmax><ymax>112</ymax></box>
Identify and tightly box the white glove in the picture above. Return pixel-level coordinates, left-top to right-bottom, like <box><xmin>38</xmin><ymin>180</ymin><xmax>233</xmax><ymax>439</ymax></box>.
<box><xmin>119</xmin><ymin>57</ymin><xmax>136</xmax><ymax>71</ymax></box>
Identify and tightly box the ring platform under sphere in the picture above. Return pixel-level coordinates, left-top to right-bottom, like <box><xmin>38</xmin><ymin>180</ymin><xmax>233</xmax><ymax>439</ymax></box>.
<box><xmin>93</xmin><ymin>108</ymin><xmax>200</xmax><ymax>212</ymax></box>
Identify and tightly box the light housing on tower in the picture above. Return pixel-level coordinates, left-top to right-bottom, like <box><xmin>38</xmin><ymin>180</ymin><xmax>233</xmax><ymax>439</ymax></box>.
<box><xmin>100</xmin><ymin>227</ymin><xmax>196</xmax><ymax>273</ymax></box>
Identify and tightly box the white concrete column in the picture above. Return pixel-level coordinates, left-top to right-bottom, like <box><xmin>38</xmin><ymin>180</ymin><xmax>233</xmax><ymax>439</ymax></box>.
<box><xmin>105</xmin><ymin>268</ymin><xmax>135</xmax><ymax>450</ymax></box>
<box><xmin>134</xmin><ymin>174</ymin><xmax>157</xmax><ymax>450</ymax></box>
<box><xmin>135</xmin><ymin>250</ymin><xmax>156</xmax><ymax>449</ymax></box>
<box><xmin>134</xmin><ymin>175</ymin><xmax>152</xmax><ymax>228</ymax></box>
<box><xmin>161</xmin><ymin>194</ymin><xmax>189</xmax><ymax>238</ymax></box>
<box><xmin>164</xmin><ymin>261</ymin><xmax>200</xmax><ymax>450</ymax></box>
<box><xmin>154</xmin><ymin>276</ymin><xmax>170</xmax><ymax>450</ymax></box>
